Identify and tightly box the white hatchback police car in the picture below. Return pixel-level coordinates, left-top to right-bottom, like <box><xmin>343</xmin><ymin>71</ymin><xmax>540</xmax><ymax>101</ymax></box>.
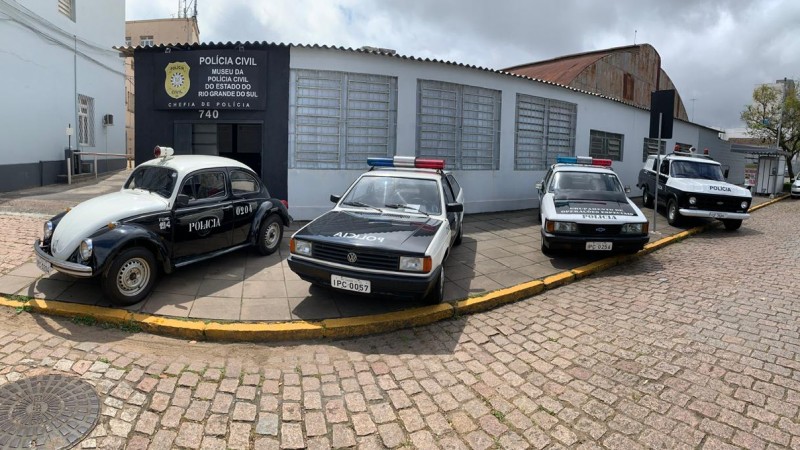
<box><xmin>536</xmin><ymin>156</ymin><xmax>649</xmax><ymax>254</ymax></box>
<box><xmin>288</xmin><ymin>156</ymin><xmax>464</xmax><ymax>304</ymax></box>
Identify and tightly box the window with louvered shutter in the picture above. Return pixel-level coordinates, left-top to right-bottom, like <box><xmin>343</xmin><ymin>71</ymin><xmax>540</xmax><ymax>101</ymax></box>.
<box><xmin>289</xmin><ymin>70</ymin><xmax>397</xmax><ymax>169</ymax></box>
<box><xmin>642</xmin><ymin>138</ymin><xmax>666</xmax><ymax>162</ymax></box>
<box><xmin>514</xmin><ymin>94</ymin><xmax>577</xmax><ymax>170</ymax></box>
<box><xmin>416</xmin><ymin>80</ymin><xmax>501</xmax><ymax>170</ymax></box>
<box><xmin>58</xmin><ymin>0</ymin><xmax>74</xmax><ymax>21</ymax></box>
<box><xmin>589</xmin><ymin>130</ymin><xmax>624</xmax><ymax>161</ymax></box>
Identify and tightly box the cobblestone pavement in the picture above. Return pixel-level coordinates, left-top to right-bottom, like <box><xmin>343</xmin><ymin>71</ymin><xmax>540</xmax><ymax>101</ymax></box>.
<box><xmin>0</xmin><ymin>198</ymin><xmax>798</xmax><ymax>449</ymax></box>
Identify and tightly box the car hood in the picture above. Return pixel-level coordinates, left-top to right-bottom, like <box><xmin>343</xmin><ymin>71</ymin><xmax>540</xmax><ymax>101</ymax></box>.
<box><xmin>668</xmin><ymin>178</ymin><xmax>751</xmax><ymax>197</ymax></box>
<box><xmin>553</xmin><ymin>192</ymin><xmax>639</xmax><ymax>218</ymax></box>
<box><xmin>294</xmin><ymin>210</ymin><xmax>443</xmax><ymax>254</ymax></box>
<box><xmin>50</xmin><ymin>190</ymin><xmax>169</xmax><ymax>260</ymax></box>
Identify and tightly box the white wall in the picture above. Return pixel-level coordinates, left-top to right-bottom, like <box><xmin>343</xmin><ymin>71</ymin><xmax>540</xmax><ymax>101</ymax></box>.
<box><xmin>0</xmin><ymin>0</ymin><xmax>125</xmax><ymax>166</ymax></box>
<box><xmin>288</xmin><ymin>47</ymin><xmax>727</xmax><ymax>220</ymax></box>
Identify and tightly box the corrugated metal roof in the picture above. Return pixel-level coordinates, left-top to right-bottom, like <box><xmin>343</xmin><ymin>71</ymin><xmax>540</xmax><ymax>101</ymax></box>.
<box><xmin>116</xmin><ymin>41</ymin><xmax>717</xmax><ymax>131</ymax></box>
<box><xmin>504</xmin><ymin>52</ymin><xmax>610</xmax><ymax>85</ymax></box>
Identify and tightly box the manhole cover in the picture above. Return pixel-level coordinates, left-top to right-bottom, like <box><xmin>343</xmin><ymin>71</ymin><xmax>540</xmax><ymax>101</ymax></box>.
<box><xmin>0</xmin><ymin>374</ymin><xmax>100</xmax><ymax>450</ymax></box>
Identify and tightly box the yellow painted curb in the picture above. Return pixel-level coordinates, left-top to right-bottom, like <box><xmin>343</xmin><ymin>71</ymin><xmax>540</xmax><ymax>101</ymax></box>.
<box><xmin>130</xmin><ymin>313</ymin><xmax>206</xmax><ymax>341</ymax></box>
<box><xmin>571</xmin><ymin>256</ymin><xmax>623</xmax><ymax>279</ymax></box>
<box><xmin>322</xmin><ymin>303</ymin><xmax>454</xmax><ymax>339</ymax></box>
<box><xmin>543</xmin><ymin>271</ymin><xmax>575</xmax><ymax>289</ymax></box>
<box><xmin>205</xmin><ymin>321</ymin><xmax>324</xmax><ymax>342</ymax></box>
<box><xmin>456</xmin><ymin>280</ymin><xmax>545</xmax><ymax>315</ymax></box>
<box><xmin>1</xmin><ymin>195</ymin><xmax>787</xmax><ymax>341</ymax></box>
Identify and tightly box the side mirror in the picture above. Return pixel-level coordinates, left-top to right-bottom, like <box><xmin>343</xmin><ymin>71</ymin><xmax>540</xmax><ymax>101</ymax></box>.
<box><xmin>175</xmin><ymin>194</ymin><xmax>191</xmax><ymax>207</ymax></box>
<box><xmin>535</xmin><ymin>182</ymin><xmax>543</xmax><ymax>191</ymax></box>
<box><xmin>446</xmin><ymin>202</ymin><xmax>463</xmax><ymax>213</ymax></box>
<box><xmin>330</xmin><ymin>194</ymin><xmax>341</xmax><ymax>204</ymax></box>
<box><xmin>724</xmin><ymin>169</ymin><xmax>730</xmax><ymax>179</ymax></box>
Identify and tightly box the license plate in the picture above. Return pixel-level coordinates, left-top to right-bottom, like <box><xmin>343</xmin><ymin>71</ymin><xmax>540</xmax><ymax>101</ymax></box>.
<box><xmin>711</xmin><ymin>212</ymin><xmax>727</xmax><ymax>219</ymax></box>
<box><xmin>36</xmin><ymin>255</ymin><xmax>52</xmax><ymax>274</ymax></box>
<box><xmin>586</xmin><ymin>242</ymin><xmax>613</xmax><ymax>251</ymax></box>
<box><xmin>331</xmin><ymin>275</ymin><xmax>371</xmax><ymax>293</ymax></box>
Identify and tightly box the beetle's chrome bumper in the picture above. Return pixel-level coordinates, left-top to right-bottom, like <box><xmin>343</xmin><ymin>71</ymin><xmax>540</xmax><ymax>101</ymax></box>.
<box><xmin>33</xmin><ymin>239</ymin><xmax>93</xmax><ymax>277</ymax></box>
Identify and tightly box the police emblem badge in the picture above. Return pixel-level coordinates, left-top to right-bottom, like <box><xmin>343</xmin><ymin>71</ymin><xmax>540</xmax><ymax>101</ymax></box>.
<box><xmin>164</xmin><ymin>62</ymin><xmax>190</xmax><ymax>99</ymax></box>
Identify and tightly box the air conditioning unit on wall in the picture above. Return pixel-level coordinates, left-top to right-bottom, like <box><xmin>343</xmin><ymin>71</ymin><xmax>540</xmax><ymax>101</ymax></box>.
<box><xmin>102</xmin><ymin>114</ymin><xmax>114</xmax><ymax>126</ymax></box>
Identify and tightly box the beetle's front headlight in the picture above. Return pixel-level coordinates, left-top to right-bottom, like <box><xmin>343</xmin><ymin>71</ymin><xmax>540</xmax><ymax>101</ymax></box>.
<box><xmin>79</xmin><ymin>238</ymin><xmax>93</xmax><ymax>261</ymax></box>
<box><xmin>43</xmin><ymin>221</ymin><xmax>53</xmax><ymax>240</ymax></box>
<box><xmin>545</xmin><ymin>220</ymin><xmax>578</xmax><ymax>233</ymax></box>
<box><xmin>399</xmin><ymin>256</ymin><xmax>432</xmax><ymax>273</ymax></box>
<box><xmin>291</xmin><ymin>239</ymin><xmax>312</xmax><ymax>256</ymax></box>
<box><xmin>621</xmin><ymin>223</ymin><xmax>648</xmax><ymax>234</ymax></box>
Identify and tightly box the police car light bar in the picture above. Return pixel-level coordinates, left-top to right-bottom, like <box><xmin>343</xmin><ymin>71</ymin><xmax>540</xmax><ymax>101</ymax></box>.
<box><xmin>556</xmin><ymin>156</ymin><xmax>612</xmax><ymax>167</ymax></box>
<box><xmin>367</xmin><ymin>156</ymin><xmax>445</xmax><ymax>170</ymax></box>
<box><xmin>154</xmin><ymin>146</ymin><xmax>175</xmax><ymax>158</ymax></box>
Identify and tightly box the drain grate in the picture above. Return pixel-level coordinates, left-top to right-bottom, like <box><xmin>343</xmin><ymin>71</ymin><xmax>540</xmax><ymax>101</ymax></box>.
<box><xmin>0</xmin><ymin>374</ymin><xmax>100</xmax><ymax>450</ymax></box>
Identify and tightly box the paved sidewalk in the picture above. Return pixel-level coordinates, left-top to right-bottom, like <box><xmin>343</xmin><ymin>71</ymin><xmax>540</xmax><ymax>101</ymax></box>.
<box><xmin>0</xmin><ymin>197</ymin><xmax>797</xmax><ymax>449</ymax></box>
<box><xmin>0</xmin><ymin>173</ymin><xmax>775</xmax><ymax>322</ymax></box>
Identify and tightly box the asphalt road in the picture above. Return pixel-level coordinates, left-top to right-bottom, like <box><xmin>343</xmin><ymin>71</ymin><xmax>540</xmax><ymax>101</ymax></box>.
<box><xmin>0</xmin><ymin>197</ymin><xmax>797</xmax><ymax>448</ymax></box>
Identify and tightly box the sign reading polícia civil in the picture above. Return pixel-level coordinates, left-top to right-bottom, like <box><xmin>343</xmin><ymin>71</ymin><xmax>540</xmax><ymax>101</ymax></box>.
<box><xmin>153</xmin><ymin>50</ymin><xmax>266</xmax><ymax>110</ymax></box>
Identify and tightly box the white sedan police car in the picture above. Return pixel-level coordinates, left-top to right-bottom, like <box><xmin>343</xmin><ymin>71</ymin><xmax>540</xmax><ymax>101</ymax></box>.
<box><xmin>288</xmin><ymin>156</ymin><xmax>464</xmax><ymax>304</ymax></box>
<box><xmin>537</xmin><ymin>156</ymin><xmax>649</xmax><ymax>254</ymax></box>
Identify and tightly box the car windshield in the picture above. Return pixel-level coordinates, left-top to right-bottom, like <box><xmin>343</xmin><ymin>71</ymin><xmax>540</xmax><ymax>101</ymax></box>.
<box><xmin>550</xmin><ymin>171</ymin><xmax>624</xmax><ymax>192</ymax></box>
<box><xmin>341</xmin><ymin>176</ymin><xmax>442</xmax><ymax>215</ymax></box>
<box><xmin>124</xmin><ymin>166</ymin><xmax>178</xmax><ymax>198</ymax></box>
<box><xmin>671</xmin><ymin>161</ymin><xmax>725</xmax><ymax>181</ymax></box>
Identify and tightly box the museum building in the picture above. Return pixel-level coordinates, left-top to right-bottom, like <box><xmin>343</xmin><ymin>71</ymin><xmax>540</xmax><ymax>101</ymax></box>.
<box><xmin>127</xmin><ymin>42</ymin><xmax>743</xmax><ymax>220</ymax></box>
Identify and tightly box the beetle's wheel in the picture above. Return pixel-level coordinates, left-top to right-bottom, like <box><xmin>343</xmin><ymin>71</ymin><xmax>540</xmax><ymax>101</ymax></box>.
<box><xmin>116</xmin><ymin>257</ymin><xmax>150</xmax><ymax>297</ymax></box>
<box><xmin>101</xmin><ymin>247</ymin><xmax>158</xmax><ymax>306</ymax></box>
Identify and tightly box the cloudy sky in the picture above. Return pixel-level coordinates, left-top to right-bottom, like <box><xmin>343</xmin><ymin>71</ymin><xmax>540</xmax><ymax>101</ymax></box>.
<box><xmin>127</xmin><ymin>0</ymin><xmax>799</xmax><ymax>133</ymax></box>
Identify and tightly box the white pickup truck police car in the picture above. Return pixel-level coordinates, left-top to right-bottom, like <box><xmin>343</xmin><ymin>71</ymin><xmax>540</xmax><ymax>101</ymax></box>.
<box><xmin>536</xmin><ymin>156</ymin><xmax>650</xmax><ymax>254</ymax></box>
<box><xmin>637</xmin><ymin>152</ymin><xmax>751</xmax><ymax>230</ymax></box>
<box><xmin>287</xmin><ymin>156</ymin><xmax>464</xmax><ymax>304</ymax></box>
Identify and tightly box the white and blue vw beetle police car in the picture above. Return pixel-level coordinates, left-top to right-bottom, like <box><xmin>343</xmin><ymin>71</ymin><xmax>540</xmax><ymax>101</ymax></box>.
<box><xmin>34</xmin><ymin>146</ymin><xmax>291</xmax><ymax>305</ymax></box>
<box><xmin>537</xmin><ymin>156</ymin><xmax>649</xmax><ymax>255</ymax></box>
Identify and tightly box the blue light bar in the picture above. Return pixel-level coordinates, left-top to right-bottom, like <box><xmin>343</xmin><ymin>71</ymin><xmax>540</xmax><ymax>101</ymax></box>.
<box><xmin>556</xmin><ymin>157</ymin><xmax>577</xmax><ymax>164</ymax></box>
<box><xmin>367</xmin><ymin>157</ymin><xmax>394</xmax><ymax>167</ymax></box>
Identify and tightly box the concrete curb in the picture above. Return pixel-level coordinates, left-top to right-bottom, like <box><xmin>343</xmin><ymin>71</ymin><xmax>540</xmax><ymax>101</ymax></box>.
<box><xmin>3</xmin><ymin>195</ymin><xmax>787</xmax><ymax>341</ymax></box>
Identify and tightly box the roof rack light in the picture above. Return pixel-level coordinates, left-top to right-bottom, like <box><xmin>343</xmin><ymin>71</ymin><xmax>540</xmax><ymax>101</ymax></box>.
<box><xmin>556</xmin><ymin>156</ymin><xmax>612</xmax><ymax>167</ymax></box>
<box><xmin>367</xmin><ymin>156</ymin><xmax>445</xmax><ymax>170</ymax></box>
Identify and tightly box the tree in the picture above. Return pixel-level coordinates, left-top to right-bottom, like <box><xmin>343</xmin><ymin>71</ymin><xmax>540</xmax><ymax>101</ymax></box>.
<box><xmin>741</xmin><ymin>80</ymin><xmax>800</xmax><ymax>180</ymax></box>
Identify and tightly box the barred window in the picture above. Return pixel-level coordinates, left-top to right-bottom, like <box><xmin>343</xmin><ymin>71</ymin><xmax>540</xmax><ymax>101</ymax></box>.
<box><xmin>58</xmin><ymin>0</ymin><xmax>75</xmax><ymax>21</ymax></box>
<box><xmin>140</xmin><ymin>36</ymin><xmax>154</xmax><ymax>47</ymax></box>
<box><xmin>78</xmin><ymin>95</ymin><xmax>94</xmax><ymax>147</ymax></box>
<box><xmin>289</xmin><ymin>70</ymin><xmax>398</xmax><ymax>169</ymax></box>
<box><xmin>416</xmin><ymin>80</ymin><xmax>501</xmax><ymax>170</ymax></box>
<box><xmin>589</xmin><ymin>130</ymin><xmax>624</xmax><ymax>161</ymax></box>
<box><xmin>514</xmin><ymin>94</ymin><xmax>577</xmax><ymax>170</ymax></box>
<box><xmin>642</xmin><ymin>138</ymin><xmax>666</xmax><ymax>161</ymax></box>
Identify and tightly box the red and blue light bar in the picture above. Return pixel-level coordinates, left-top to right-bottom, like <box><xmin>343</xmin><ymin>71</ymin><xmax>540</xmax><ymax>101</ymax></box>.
<box><xmin>367</xmin><ymin>156</ymin><xmax>445</xmax><ymax>170</ymax></box>
<box><xmin>556</xmin><ymin>156</ymin><xmax>612</xmax><ymax>167</ymax></box>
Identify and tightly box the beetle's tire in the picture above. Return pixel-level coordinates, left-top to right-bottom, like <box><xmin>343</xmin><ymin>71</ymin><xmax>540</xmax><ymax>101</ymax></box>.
<box><xmin>723</xmin><ymin>219</ymin><xmax>742</xmax><ymax>231</ymax></box>
<box><xmin>423</xmin><ymin>267</ymin><xmax>445</xmax><ymax>305</ymax></box>
<box><xmin>667</xmin><ymin>199</ymin><xmax>682</xmax><ymax>226</ymax></box>
<box><xmin>257</xmin><ymin>215</ymin><xmax>283</xmax><ymax>256</ymax></box>
<box><xmin>454</xmin><ymin>223</ymin><xmax>463</xmax><ymax>246</ymax></box>
<box><xmin>642</xmin><ymin>187</ymin><xmax>654</xmax><ymax>208</ymax></box>
<box><xmin>101</xmin><ymin>247</ymin><xmax>157</xmax><ymax>306</ymax></box>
